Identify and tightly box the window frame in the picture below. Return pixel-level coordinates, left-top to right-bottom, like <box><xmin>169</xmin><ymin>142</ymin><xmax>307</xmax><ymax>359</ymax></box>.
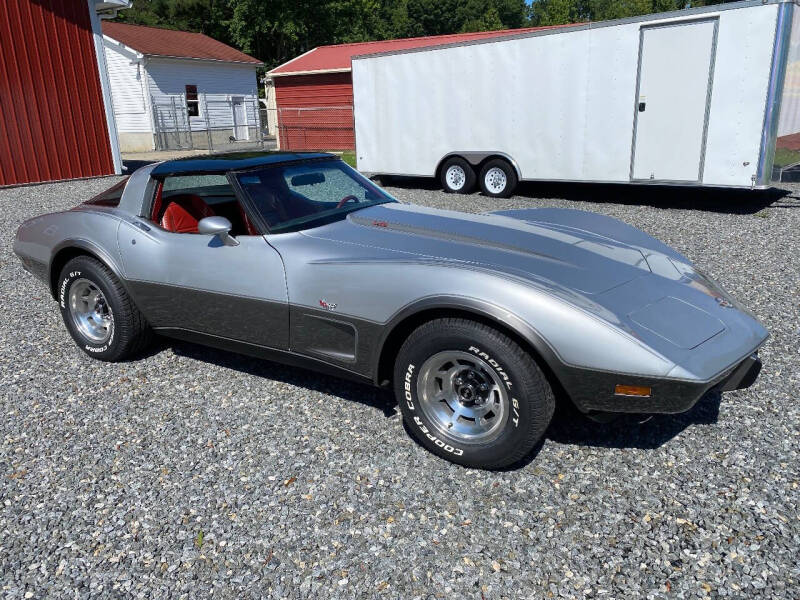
<box><xmin>229</xmin><ymin>157</ymin><xmax>396</xmax><ymax>235</ymax></box>
<box><xmin>185</xmin><ymin>84</ymin><xmax>200</xmax><ymax>118</ymax></box>
<box><xmin>145</xmin><ymin>172</ymin><xmax>265</xmax><ymax>236</ymax></box>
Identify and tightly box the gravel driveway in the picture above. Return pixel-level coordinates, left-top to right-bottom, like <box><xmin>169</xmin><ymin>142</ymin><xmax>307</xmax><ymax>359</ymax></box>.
<box><xmin>1</xmin><ymin>176</ymin><xmax>798</xmax><ymax>599</ymax></box>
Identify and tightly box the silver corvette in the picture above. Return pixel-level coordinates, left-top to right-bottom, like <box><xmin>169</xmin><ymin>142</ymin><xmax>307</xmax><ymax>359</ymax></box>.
<box><xmin>14</xmin><ymin>152</ymin><xmax>768</xmax><ymax>468</ymax></box>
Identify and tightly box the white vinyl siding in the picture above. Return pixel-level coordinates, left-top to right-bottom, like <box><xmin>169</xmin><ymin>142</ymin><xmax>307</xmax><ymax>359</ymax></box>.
<box><xmin>145</xmin><ymin>59</ymin><xmax>259</xmax><ymax>131</ymax></box>
<box><xmin>103</xmin><ymin>40</ymin><xmax>151</xmax><ymax>133</ymax></box>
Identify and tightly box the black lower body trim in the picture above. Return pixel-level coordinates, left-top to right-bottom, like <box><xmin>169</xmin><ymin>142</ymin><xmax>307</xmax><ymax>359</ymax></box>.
<box><xmin>16</xmin><ymin>252</ymin><xmax>48</xmax><ymax>285</ymax></box>
<box><xmin>719</xmin><ymin>354</ymin><xmax>762</xmax><ymax>391</ymax></box>
<box><xmin>560</xmin><ymin>353</ymin><xmax>762</xmax><ymax>414</ymax></box>
<box><xmin>155</xmin><ymin>327</ymin><xmax>375</xmax><ymax>386</ymax></box>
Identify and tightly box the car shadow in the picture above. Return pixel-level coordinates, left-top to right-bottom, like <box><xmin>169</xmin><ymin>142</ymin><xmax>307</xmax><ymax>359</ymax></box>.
<box><xmin>382</xmin><ymin>175</ymin><xmax>793</xmax><ymax>215</ymax></box>
<box><xmin>161</xmin><ymin>339</ymin><xmax>723</xmax><ymax>467</ymax></box>
<box><xmin>168</xmin><ymin>339</ymin><xmax>398</xmax><ymax>418</ymax></box>
<box><xmin>547</xmin><ymin>389</ymin><xmax>722</xmax><ymax>449</ymax></box>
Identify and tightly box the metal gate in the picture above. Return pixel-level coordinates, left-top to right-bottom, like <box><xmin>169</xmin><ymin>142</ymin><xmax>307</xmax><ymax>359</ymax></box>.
<box><xmin>151</xmin><ymin>93</ymin><xmax>267</xmax><ymax>153</ymax></box>
<box><xmin>151</xmin><ymin>95</ymin><xmax>193</xmax><ymax>151</ymax></box>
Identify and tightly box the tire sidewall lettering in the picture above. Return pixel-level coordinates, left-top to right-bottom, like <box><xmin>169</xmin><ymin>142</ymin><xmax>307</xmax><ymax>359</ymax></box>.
<box><xmin>59</xmin><ymin>270</ymin><xmax>81</xmax><ymax>309</ymax></box>
<box><xmin>412</xmin><ymin>416</ymin><xmax>463</xmax><ymax>457</ymax></box>
<box><xmin>60</xmin><ymin>269</ymin><xmax>116</xmax><ymax>355</ymax></box>
<box><xmin>404</xmin><ymin>363</ymin><xmax>415</xmax><ymax>410</ymax></box>
<box><xmin>468</xmin><ymin>345</ymin><xmax>522</xmax><ymax>429</ymax></box>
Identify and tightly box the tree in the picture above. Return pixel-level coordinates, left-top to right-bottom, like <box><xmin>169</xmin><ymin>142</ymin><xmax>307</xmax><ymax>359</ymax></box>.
<box><xmin>115</xmin><ymin>0</ymin><xmax>232</xmax><ymax>43</ymax></box>
<box><xmin>115</xmin><ymin>0</ymin><xmax>730</xmax><ymax>69</ymax></box>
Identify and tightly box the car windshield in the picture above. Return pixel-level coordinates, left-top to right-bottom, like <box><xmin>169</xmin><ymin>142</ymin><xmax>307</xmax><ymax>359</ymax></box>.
<box><xmin>233</xmin><ymin>159</ymin><xmax>396</xmax><ymax>233</ymax></box>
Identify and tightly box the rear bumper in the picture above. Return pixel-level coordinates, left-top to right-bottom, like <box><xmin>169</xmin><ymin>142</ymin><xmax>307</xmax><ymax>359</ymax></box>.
<box><xmin>14</xmin><ymin>248</ymin><xmax>48</xmax><ymax>285</ymax></box>
<box><xmin>562</xmin><ymin>353</ymin><xmax>762</xmax><ymax>415</ymax></box>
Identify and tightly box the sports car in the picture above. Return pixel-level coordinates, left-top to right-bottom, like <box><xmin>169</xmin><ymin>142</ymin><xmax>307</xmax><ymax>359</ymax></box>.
<box><xmin>13</xmin><ymin>152</ymin><xmax>768</xmax><ymax>468</ymax></box>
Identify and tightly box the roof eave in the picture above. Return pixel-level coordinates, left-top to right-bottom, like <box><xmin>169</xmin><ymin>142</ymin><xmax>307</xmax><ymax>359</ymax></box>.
<box><xmin>143</xmin><ymin>54</ymin><xmax>263</xmax><ymax>66</ymax></box>
<box><xmin>268</xmin><ymin>67</ymin><xmax>351</xmax><ymax>78</ymax></box>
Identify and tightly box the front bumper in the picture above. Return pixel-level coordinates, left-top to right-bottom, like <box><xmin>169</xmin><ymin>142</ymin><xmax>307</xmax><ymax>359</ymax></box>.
<box><xmin>562</xmin><ymin>353</ymin><xmax>762</xmax><ymax>415</ymax></box>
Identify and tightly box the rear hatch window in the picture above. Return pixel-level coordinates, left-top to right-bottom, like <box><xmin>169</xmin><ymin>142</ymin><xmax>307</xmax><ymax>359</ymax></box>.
<box><xmin>84</xmin><ymin>178</ymin><xmax>129</xmax><ymax>207</ymax></box>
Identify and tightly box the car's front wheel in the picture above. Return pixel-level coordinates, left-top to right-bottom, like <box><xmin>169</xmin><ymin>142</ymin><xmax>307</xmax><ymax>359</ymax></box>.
<box><xmin>58</xmin><ymin>256</ymin><xmax>151</xmax><ymax>361</ymax></box>
<box><xmin>394</xmin><ymin>318</ymin><xmax>555</xmax><ymax>469</ymax></box>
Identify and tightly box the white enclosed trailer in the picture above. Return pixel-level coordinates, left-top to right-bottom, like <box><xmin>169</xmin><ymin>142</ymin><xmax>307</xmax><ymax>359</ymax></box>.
<box><xmin>352</xmin><ymin>0</ymin><xmax>800</xmax><ymax>195</ymax></box>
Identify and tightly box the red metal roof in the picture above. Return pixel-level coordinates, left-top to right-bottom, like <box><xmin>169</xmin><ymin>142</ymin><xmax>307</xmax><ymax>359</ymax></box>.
<box><xmin>103</xmin><ymin>22</ymin><xmax>262</xmax><ymax>65</ymax></box>
<box><xmin>269</xmin><ymin>25</ymin><xmax>575</xmax><ymax>76</ymax></box>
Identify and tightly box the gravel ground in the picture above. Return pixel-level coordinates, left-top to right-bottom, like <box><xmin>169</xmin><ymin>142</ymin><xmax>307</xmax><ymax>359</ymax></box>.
<box><xmin>1</xmin><ymin>175</ymin><xmax>798</xmax><ymax>599</ymax></box>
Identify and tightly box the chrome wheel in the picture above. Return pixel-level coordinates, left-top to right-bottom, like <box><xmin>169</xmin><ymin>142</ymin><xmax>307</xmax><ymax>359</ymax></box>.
<box><xmin>417</xmin><ymin>350</ymin><xmax>509</xmax><ymax>444</ymax></box>
<box><xmin>68</xmin><ymin>278</ymin><xmax>113</xmax><ymax>344</ymax></box>
<box><xmin>484</xmin><ymin>166</ymin><xmax>507</xmax><ymax>194</ymax></box>
<box><xmin>445</xmin><ymin>165</ymin><xmax>467</xmax><ymax>191</ymax></box>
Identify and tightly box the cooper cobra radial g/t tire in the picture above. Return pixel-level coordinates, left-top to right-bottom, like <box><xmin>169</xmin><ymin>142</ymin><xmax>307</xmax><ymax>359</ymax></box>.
<box><xmin>440</xmin><ymin>156</ymin><xmax>477</xmax><ymax>194</ymax></box>
<box><xmin>394</xmin><ymin>318</ymin><xmax>555</xmax><ymax>469</ymax></box>
<box><xmin>58</xmin><ymin>256</ymin><xmax>152</xmax><ymax>361</ymax></box>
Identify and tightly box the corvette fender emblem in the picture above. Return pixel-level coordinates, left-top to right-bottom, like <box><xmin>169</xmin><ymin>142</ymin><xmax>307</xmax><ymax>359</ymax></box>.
<box><xmin>319</xmin><ymin>299</ymin><xmax>337</xmax><ymax>311</ymax></box>
<box><xmin>715</xmin><ymin>296</ymin><xmax>733</xmax><ymax>308</ymax></box>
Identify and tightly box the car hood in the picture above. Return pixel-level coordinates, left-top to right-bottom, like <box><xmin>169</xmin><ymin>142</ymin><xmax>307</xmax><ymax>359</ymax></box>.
<box><xmin>299</xmin><ymin>203</ymin><xmax>767</xmax><ymax>375</ymax></box>
<box><xmin>306</xmin><ymin>203</ymin><xmax>684</xmax><ymax>296</ymax></box>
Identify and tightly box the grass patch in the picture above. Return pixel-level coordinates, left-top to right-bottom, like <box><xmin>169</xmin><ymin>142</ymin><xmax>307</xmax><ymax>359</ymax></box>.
<box><xmin>773</xmin><ymin>147</ymin><xmax>800</xmax><ymax>168</ymax></box>
<box><xmin>322</xmin><ymin>150</ymin><xmax>357</xmax><ymax>168</ymax></box>
<box><xmin>339</xmin><ymin>151</ymin><xmax>357</xmax><ymax>168</ymax></box>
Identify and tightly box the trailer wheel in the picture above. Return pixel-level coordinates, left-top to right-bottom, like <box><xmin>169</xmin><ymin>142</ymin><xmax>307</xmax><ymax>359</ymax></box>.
<box><xmin>440</xmin><ymin>157</ymin><xmax>476</xmax><ymax>194</ymax></box>
<box><xmin>479</xmin><ymin>159</ymin><xmax>517</xmax><ymax>198</ymax></box>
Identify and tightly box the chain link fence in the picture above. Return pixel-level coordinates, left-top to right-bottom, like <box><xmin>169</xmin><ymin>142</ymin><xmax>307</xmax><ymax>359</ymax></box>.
<box><xmin>275</xmin><ymin>106</ymin><xmax>354</xmax><ymax>152</ymax></box>
<box><xmin>151</xmin><ymin>93</ymin><xmax>267</xmax><ymax>153</ymax></box>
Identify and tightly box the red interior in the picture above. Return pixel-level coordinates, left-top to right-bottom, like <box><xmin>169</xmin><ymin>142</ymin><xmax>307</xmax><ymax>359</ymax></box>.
<box><xmin>151</xmin><ymin>181</ymin><xmax>258</xmax><ymax>235</ymax></box>
<box><xmin>238</xmin><ymin>203</ymin><xmax>258</xmax><ymax>235</ymax></box>
<box><xmin>159</xmin><ymin>194</ymin><xmax>216</xmax><ymax>233</ymax></box>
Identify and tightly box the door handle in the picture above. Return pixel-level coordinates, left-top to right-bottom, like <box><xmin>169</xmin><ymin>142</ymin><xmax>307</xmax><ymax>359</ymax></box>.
<box><xmin>638</xmin><ymin>102</ymin><xmax>646</xmax><ymax>112</ymax></box>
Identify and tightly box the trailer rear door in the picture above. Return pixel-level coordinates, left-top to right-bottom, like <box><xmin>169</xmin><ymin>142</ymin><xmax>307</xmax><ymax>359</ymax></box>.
<box><xmin>631</xmin><ymin>19</ymin><xmax>717</xmax><ymax>183</ymax></box>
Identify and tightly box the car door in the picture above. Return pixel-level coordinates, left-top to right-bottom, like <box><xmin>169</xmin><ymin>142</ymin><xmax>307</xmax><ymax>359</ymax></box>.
<box><xmin>116</xmin><ymin>174</ymin><xmax>289</xmax><ymax>349</ymax></box>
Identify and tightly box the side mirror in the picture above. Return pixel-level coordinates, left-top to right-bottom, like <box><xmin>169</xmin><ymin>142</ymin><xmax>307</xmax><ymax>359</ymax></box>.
<box><xmin>198</xmin><ymin>216</ymin><xmax>239</xmax><ymax>246</ymax></box>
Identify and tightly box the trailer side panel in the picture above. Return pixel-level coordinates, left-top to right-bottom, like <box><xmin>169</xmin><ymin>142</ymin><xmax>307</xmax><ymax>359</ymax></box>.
<box><xmin>353</xmin><ymin>2</ymin><xmax>780</xmax><ymax>188</ymax></box>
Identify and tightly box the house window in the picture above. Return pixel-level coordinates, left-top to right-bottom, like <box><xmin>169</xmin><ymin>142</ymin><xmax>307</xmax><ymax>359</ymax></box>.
<box><xmin>186</xmin><ymin>85</ymin><xmax>199</xmax><ymax>117</ymax></box>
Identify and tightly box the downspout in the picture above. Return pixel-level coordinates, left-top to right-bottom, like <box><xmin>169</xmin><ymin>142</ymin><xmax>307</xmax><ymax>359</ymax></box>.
<box><xmin>88</xmin><ymin>0</ymin><xmax>124</xmax><ymax>174</ymax></box>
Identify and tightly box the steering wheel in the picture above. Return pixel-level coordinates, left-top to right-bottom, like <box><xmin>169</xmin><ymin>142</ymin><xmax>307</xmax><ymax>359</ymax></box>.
<box><xmin>336</xmin><ymin>194</ymin><xmax>360</xmax><ymax>209</ymax></box>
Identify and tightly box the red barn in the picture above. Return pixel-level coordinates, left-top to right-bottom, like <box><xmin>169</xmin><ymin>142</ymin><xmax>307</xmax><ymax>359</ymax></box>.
<box><xmin>268</xmin><ymin>27</ymin><xmax>568</xmax><ymax>152</ymax></box>
<box><xmin>0</xmin><ymin>1</ymin><xmax>128</xmax><ymax>187</ymax></box>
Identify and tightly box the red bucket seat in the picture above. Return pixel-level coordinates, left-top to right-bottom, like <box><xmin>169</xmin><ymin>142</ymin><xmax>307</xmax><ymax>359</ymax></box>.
<box><xmin>160</xmin><ymin>194</ymin><xmax>216</xmax><ymax>233</ymax></box>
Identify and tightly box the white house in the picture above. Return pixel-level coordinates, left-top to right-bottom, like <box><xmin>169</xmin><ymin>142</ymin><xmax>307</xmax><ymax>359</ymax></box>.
<box><xmin>102</xmin><ymin>22</ymin><xmax>263</xmax><ymax>153</ymax></box>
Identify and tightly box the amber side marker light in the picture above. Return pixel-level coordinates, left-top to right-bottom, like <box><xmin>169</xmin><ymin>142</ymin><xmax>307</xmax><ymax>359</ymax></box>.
<box><xmin>614</xmin><ymin>384</ymin><xmax>652</xmax><ymax>397</ymax></box>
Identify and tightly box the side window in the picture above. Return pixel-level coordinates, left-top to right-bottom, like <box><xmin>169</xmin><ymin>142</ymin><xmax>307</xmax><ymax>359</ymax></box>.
<box><xmin>152</xmin><ymin>174</ymin><xmax>256</xmax><ymax>236</ymax></box>
<box><xmin>162</xmin><ymin>174</ymin><xmax>230</xmax><ymax>195</ymax></box>
<box><xmin>86</xmin><ymin>177</ymin><xmax>128</xmax><ymax>207</ymax></box>
<box><xmin>186</xmin><ymin>85</ymin><xmax>199</xmax><ymax>117</ymax></box>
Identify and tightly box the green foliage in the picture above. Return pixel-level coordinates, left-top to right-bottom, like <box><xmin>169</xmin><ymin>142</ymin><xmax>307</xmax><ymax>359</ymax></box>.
<box><xmin>115</xmin><ymin>0</ymin><xmax>728</xmax><ymax>70</ymax></box>
<box><xmin>115</xmin><ymin>0</ymin><xmax>233</xmax><ymax>43</ymax></box>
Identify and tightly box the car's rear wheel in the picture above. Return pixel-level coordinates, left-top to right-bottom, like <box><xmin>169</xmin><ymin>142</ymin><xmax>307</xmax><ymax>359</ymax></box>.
<box><xmin>479</xmin><ymin>158</ymin><xmax>517</xmax><ymax>198</ymax></box>
<box><xmin>58</xmin><ymin>256</ymin><xmax>151</xmax><ymax>361</ymax></box>
<box><xmin>440</xmin><ymin>157</ymin><xmax>476</xmax><ymax>194</ymax></box>
<box><xmin>394</xmin><ymin>318</ymin><xmax>555</xmax><ymax>469</ymax></box>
